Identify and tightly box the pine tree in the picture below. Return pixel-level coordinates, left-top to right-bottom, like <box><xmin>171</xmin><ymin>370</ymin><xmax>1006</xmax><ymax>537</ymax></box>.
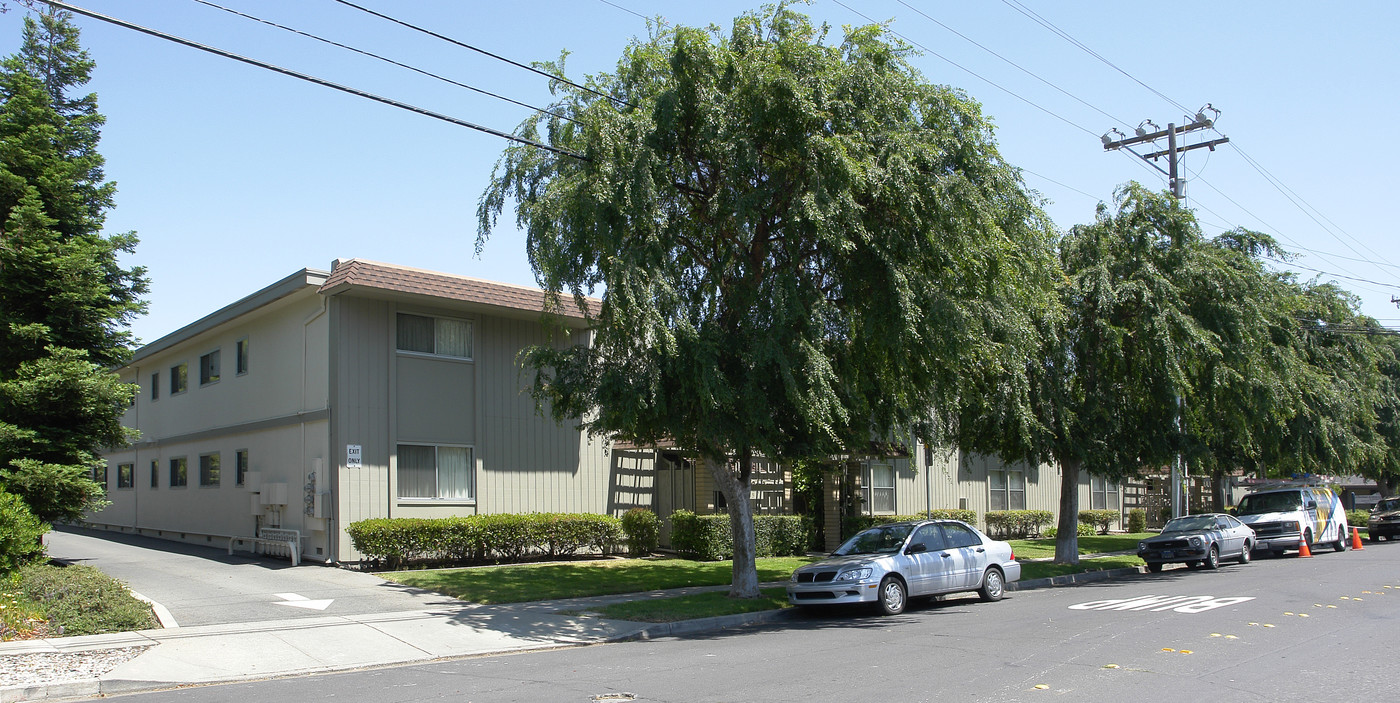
<box><xmin>0</xmin><ymin>10</ymin><xmax>146</xmax><ymax>522</ymax></box>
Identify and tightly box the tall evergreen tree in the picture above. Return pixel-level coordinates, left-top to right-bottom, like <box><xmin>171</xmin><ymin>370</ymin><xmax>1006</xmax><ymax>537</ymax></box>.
<box><xmin>0</xmin><ymin>10</ymin><xmax>145</xmax><ymax>521</ymax></box>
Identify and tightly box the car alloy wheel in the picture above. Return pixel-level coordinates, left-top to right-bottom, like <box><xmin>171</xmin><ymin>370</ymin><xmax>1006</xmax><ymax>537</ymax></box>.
<box><xmin>1238</xmin><ymin>541</ymin><xmax>1251</xmax><ymax>564</ymax></box>
<box><xmin>878</xmin><ymin>576</ymin><xmax>906</xmax><ymax>616</ymax></box>
<box><xmin>1204</xmin><ymin>545</ymin><xmax>1220</xmax><ymax>570</ymax></box>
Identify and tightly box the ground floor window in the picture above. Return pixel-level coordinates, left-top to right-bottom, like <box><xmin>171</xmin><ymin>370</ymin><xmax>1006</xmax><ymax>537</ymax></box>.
<box><xmin>235</xmin><ymin>449</ymin><xmax>249</xmax><ymax>486</ymax></box>
<box><xmin>989</xmin><ymin>469</ymin><xmax>1026</xmax><ymax>511</ymax></box>
<box><xmin>862</xmin><ymin>462</ymin><xmax>895</xmax><ymax>514</ymax></box>
<box><xmin>1091</xmin><ymin>475</ymin><xmax>1120</xmax><ymax>511</ymax></box>
<box><xmin>199</xmin><ymin>453</ymin><xmax>221</xmax><ymax>487</ymax></box>
<box><xmin>397</xmin><ymin>444</ymin><xmax>474</xmax><ymax>500</ymax></box>
<box><xmin>117</xmin><ymin>463</ymin><xmax>134</xmax><ymax>489</ymax></box>
<box><xmin>169</xmin><ymin>457</ymin><xmax>188</xmax><ymax>487</ymax></box>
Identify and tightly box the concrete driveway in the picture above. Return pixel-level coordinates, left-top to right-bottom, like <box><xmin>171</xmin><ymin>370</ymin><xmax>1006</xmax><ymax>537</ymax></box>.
<box><xmin>44</xmin><ymin>527</ymin><xmax>464</xmax><ymax>627</ymax></box>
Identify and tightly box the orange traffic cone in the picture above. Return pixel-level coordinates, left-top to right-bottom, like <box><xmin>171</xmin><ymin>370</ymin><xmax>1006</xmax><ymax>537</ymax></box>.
<box><xmin>1298</xmin><ymin>537</ymin><xmax>1313</xmax><ymax>558</ymax></box>
<box><xmin>1352</xmin><ymin>527</ymin><xmax>1365</xmax><ymax>551</ymax></box>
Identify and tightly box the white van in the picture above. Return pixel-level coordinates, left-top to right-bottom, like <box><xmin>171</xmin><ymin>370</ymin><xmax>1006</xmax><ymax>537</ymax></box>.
<box><xmin>1234</xmin><ymin>485</ymin><xmax>1349</xmax><ymax>556</ymax></box>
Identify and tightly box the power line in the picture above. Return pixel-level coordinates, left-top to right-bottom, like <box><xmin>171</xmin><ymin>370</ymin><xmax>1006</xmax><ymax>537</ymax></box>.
<box><xmin>1266</xmin><ymin>257</ymin><xmax>1400</xmax><ymax>292</ymax></box>
<box><xmin>191</xmin><ymin>0</ymin><xmax>578</xmax><ymax>124</ymax></box>
<box><xmin>42</xmin><ymin>1</ymin><xmax>586</xmax><ymax>159</ymax></box>
<box><xmin>893</xmin><ymin>0</ymin><xmax>1133</xmax><ymax>130</ymax></box>
<box><xmin>994</xmin><ymin>0</ymin><xmax>1398</xmax><ymax>285</ymax></box>
<box><xmin>330</xmin><ymin>0</ymin><xmax>632</xmax><ymax>110</ymax></box>
<box><xmin>829</xmin><ymin>0</ymin><xmax>1100</xmax><ymax>140</ymax></box>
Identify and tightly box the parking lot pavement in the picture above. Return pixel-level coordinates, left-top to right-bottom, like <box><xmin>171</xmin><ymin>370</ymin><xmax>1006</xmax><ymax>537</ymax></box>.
<box><xmin>43</xmin><ymin>527</ymin><xmax>466</xmax><ymax>627</ymax></box>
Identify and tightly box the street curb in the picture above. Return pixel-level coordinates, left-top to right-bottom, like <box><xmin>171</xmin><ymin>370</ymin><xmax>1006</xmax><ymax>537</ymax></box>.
<box><xmin>1008</xmin><ymin>566</ymin><xmax>1143</xmax><ymax>591</ymax></box>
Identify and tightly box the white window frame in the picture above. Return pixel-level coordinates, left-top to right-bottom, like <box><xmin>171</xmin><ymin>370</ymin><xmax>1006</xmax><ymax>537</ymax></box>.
<box><xmin>989</xmin><ymin>469</ymin><xmax>1026</xmax><ymax>511</ymax></box>
<box><xmin>1091</xmin><ymin>475</ymin><xmax>1120</xmax><ymax>511</ymax></box>
<box><xmin>396</xmin><ymin>443</ymin><xmax>476</xmax><ymax>502</ymax></box>
<box><xmin>861</xmin><ymin>462</ymin><xmax>896</xmax><ymax>515</ymax></box>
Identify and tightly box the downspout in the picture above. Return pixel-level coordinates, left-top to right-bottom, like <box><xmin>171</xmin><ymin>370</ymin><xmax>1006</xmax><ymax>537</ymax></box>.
<box><xmin>304</xmin><ymin>295</ymin><xmax>332</xmax><ymax>562</ymax></box>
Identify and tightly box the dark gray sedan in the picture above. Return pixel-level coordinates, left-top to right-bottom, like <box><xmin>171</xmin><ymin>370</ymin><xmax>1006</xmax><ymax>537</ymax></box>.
<box><xmin>1138</xmin><ymin>513</ymin><xmax>1255</xmax><ymax>572</ymax></box>
<box><xmin>787</xmin><ymin>520</ymin><xmax>1020</xmax><ymax>616</ymax></box>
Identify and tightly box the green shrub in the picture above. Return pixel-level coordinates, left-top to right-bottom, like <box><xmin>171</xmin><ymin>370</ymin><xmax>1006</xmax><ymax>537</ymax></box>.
<box><xmin>984</xmin><ymin>510</ymin><xmax>1054</xmax><ymax>538</ymax></box>
<box><xmin>345</xmin><ymin>512</ymin><xmax>624</xmax><ymax>568</ymax></box>
<box><xmin>621</xmin><ymin>508</ymin><xmax>661</xmax><ymax>556</ymax></box>
<box><xmin>841</xmin><ymin>510</ymin><xmax>978</xmax><ymax>540</ymax></box>
<box><xmin>1044</xmin><ymin>522</ymin><xmax>1096</xmax><ymax>538</ymax></box>
<box><xmin>669</xmin><ymin>511</ymin><xmax>812</xmax><ymax>560</ymax></box>
<box><xmin>1078</xmin><ymin>510</ymin><xmax>1119</xmax><ymax>534</ymax></box>
<box><xmin>0</xmin><ymin>490</ymin><xmax>48</xmax><ymax>575</ymax></box>
<box><xmin>14</xmin><ymin>563</ymin><xmax>157</xmax><ymax>636</ymax></box>
<box><xmin>1126</xmin><ymin>509</ymin><xmax>1147</xmax><ymax>533</ymax></box>
<box><xmin>1346</xmin><ymin>510</ymin><xmax>1369</xmax><ymax>533</ymax></box>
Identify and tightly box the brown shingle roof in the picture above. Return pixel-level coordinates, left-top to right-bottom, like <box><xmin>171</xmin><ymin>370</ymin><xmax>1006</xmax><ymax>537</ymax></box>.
<box><xmin>318</xmin><ymin>259</ymin><xmax>597</xmax><ymax>320</ymax></box>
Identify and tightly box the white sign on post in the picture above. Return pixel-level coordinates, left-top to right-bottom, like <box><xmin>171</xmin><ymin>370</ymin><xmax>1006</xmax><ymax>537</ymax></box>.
<box><xmin>346</xmin><ymin>444</ymin><xmax>362</xmax><ymax>469</ymax></box>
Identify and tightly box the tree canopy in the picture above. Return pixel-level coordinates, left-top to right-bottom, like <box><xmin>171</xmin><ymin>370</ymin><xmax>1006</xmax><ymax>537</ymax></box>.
<box><xmin>479</xmin><ymin>5</ymin><xmax>1059</xmax><ymax>595</ymax></box>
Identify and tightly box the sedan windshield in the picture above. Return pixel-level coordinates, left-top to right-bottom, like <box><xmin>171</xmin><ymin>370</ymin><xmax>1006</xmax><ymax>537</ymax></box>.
<box><xmin>1162</xmin><ymin>516</ymin><xmax>1216</xmax><ymax>532</ymax></box>
<box><xmin>834</xmin><ymin>524</ymin><xmax>915</xmax><ymax>556</ymax></box>
<box><xmin>1236</xmin><ymin>492</ymin><xmax>1301</xmax><ymax>515</ymax></box>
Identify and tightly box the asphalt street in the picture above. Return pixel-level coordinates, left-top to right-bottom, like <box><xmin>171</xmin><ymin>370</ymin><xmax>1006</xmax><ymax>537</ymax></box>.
<box><xmin>97</xmin><ymin>537</ymin><xmax>1400</xmax><ymax>702</ymax></box>
<box><xmin>46</xmin><ymin>527</ymin><xmax>462</xmax><ymax>627</ymax></box>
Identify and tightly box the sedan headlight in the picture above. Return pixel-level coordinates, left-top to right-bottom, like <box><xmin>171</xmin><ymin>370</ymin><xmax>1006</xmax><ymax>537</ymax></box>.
<box><xmin>1189</xmin><ymin>536</ymin><xmax>1203</xmax><ymax>546</ymax></box>
<box><xmin>836</xmin><ymin>568</ymin><xmax>872</xmax><ymax>582</ymax></box>
<box><xmin>1138</xmin><ymin>541</ymin><xmax>1148</xmax><ymax>551</ymax></box>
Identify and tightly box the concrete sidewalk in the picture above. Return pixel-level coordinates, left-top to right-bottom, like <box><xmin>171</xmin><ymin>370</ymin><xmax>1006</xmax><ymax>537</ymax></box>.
<box><xmin>0</xmin><ymin>568</ymin><xmax>1144</xmax><ymax>702</ymax></box>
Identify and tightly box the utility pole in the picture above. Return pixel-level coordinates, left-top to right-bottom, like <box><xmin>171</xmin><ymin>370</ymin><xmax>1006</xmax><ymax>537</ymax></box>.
<box><xmin>1102</xmin><ymin>106</ymin><xmax>1230</xmax><ymax>199</ymax></box>
<box><xmin>1104</xmin><ymin>106</ymin><xmax>1228</xmax><ymax>518</ymax></box>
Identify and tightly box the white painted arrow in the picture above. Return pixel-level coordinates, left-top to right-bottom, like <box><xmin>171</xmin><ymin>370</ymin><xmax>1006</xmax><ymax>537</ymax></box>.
<box><xmin>272</xmin><ymin>592</ymin><xmax>335</xmax><ymax>611</ymax></box>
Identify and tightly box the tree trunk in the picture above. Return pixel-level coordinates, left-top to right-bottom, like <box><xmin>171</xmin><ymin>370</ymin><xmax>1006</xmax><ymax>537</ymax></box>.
<box><xmin>1055</xmin><ymin>457</ymin><xmax>1081</xmax><ymax>565</ymax></box>
<box><xmin>705</xmin><ymin>452</ymin><xmax>760</xmax><ymax>599</ymax></box>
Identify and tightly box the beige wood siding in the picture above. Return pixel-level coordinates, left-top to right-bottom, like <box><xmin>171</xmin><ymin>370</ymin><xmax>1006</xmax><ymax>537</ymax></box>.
<box><xmin>329</xmin><ymin>296</ymin><xmax>394</xmax><ymax>561</ymax></box>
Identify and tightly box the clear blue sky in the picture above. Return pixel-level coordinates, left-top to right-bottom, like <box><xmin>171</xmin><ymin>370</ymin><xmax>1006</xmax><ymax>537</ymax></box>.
<box><xmin>2</xmin><ymin>1</ymin><xmax>1396</xmax><ymax>344</ymax></box>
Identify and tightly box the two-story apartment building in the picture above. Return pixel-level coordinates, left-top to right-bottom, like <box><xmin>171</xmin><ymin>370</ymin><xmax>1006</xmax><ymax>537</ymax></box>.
<box><xmin>95</xmin><ymin>259</ymin><xmax>1124</xmax><ymax>562</ymax></box>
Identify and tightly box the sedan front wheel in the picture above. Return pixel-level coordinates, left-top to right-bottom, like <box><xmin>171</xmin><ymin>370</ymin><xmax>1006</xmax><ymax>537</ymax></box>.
<box><xmin>1204</xmin><ymin>545</ymin><xmax>1220</xmax><ymax>570</ymax></box>
<box><xmin>878</xmin><ymin>576</ymin><xmax>906</xmax><ymax>616</ymax></box>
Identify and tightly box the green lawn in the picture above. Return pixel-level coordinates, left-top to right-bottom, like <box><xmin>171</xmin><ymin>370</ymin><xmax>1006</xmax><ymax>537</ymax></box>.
<box><xmin>1019</xmin><ymin>555</ymin><xmax>1143</xmax><ymax>580</ymax></box>
<box><xmin>1009</xmin><ymin>533</ymin><xmax>1154</xmax><ymax>560</ymax></box>
<box><xmin>383</xmin><ymin>556</ymin><xmax>820</xmax><ymax>605</ymax></box>
<box><xmin>577</xmin><ymin>587</ymin><xmax>792</xmax><ymax>622</ymax></box>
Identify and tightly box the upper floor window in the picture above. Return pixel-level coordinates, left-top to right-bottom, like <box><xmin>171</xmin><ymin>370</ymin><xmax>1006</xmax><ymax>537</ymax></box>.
<box><xmin>396</xmin><ymin>313</ymin><xmax>472</xmax><ymax>359</ymax></box>
<box><xmin>170</xmin><ymin>363</ymin><xmax>188</xmax><ymax>395</ymax></box>
<box><xmin>151</xmin><ymin>372</ymin><xmax>159</xmax><ymax>401</ymax></box>
<box><xmin>236</xmin><ymin>337</ymin><xmax>250</xmax><ymax>375</ymax></box>
<box><xmin>200</xmin><ymin>350</ymin><xmax>221</xmax><ymax>386</ymax></box>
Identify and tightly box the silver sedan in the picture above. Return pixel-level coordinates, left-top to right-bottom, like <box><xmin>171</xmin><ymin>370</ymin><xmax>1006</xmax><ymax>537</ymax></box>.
<box><xmin>787</xmin><ymin>520</ymin><xmax>1021</xmax><ymax>616</ymax></box>
<box><xmin>1137</xmin><ymin>513</ymin><xmax>1255</xmax><ymax>571</ymax></box>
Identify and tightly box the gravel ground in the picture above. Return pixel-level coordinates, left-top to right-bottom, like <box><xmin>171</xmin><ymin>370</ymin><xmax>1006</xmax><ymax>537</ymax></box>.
<box><xmin>0</xmin><ymin>646</ymin><xmax>151</xmax><ymax>687</ymax></box>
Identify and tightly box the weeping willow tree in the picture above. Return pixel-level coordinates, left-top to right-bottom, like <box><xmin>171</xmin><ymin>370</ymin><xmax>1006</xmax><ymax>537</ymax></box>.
<box><xmin>478</xmin><ymin>5</ymin><xmax>1058</xmax><ymax>596</ymax></box>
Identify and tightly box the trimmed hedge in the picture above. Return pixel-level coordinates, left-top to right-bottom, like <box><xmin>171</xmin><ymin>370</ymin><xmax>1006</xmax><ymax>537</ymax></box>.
<box><xmin>669</xmin><ymin>510</ymin><xmax>813</xmax><ymax>561</ymax></box>
<box><xmin>1127</xmin><ymin>508</ymin><xmax>1147</xmax><ymax>533</ymax></box>
<box><xmin>841</xmin><ymin>510</ymin><xmax>979</xmax><ymax>540</ymax></box>
<box><xmin>621</xmin><ymin>508</ymin><xmax>661</xmax><ymax>556</ymax></box>
<box><xmin>1044</xmin><ymin>522</ymin><xmax>1096</xmax><ymax>538</ymax></box>
<box><xmin>345</xmin><ymin>513</ymin><xmax>624</xmax><ymax>569</ymax></box>
<box><xmin>984</xmin><ymin>510</ymin><xmax>1054</xmax><ymax>539</ymax></box>
<box><xmin>1078</xmin><ymin>510</ymin><xmax>1119</xmax><ymax>534</ymax></box>
<box><xmin>1345</xmin><ymin>510</ymin><xmax>1368</xmax><ymax>534</ymax></box>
